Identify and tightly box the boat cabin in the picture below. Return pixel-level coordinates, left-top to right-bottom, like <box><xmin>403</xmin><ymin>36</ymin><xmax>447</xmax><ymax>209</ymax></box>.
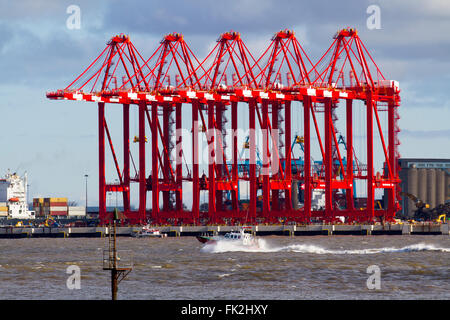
<box><xmin>224</xmin><ymin>232</ymin><xmax>242</xmax><ymax>240</ymax></box>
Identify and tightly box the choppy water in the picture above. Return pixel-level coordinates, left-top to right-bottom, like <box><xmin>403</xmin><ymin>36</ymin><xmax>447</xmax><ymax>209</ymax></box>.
<box><xmin>0</xmin><ymin>235</ymin><xmax>448</xmax><ymax>300</ymax></box>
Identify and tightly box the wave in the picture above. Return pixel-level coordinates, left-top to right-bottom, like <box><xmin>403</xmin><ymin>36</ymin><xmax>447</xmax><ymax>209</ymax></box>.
<box><xmin>286</xmin><ymin>243</ymin><xmax>450</xmax><ymax>255</ymax></box>
<box><xmin>201</xmin><ymin>240</ymin><xmax>450</xmax><ymax>255</ymax></box>
<box><xmin>201</xmin><ymin>238</ymin><xmax>273</xmax><ymax>253</ymax></box>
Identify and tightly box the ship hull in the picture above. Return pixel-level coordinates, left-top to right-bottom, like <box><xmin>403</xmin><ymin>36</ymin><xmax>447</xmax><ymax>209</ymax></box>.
<box><xmin>196</xmin><ymin>235</ymin><xmax>216</xmax><ymax>244</ymax></box>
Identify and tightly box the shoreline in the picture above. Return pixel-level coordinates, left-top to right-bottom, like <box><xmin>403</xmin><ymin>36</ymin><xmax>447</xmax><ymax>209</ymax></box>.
<box><xmin>0</xmin><ymin>223</ymin><xmax>448</xmax><ymax>238</ymax></box>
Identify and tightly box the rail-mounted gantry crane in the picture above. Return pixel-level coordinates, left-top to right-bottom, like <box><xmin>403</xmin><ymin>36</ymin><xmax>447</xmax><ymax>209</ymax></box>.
<box><xmin>47</xmin><ymin>28</ymin><xmax>401</xmax><ymax>225</ymax></box>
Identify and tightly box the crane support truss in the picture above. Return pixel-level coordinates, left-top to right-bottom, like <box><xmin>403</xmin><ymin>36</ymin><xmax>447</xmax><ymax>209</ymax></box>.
<box><xmin>47</xmin><ymin>29</ymin><xmax>401</xmax><ymax>225</ymax></box>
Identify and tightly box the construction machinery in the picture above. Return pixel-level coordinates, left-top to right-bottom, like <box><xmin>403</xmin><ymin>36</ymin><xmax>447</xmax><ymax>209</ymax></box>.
<box><xmin>436</xmin><ymin>214</ymin><xmax>446</xmax><ymax>223</ymax></box>
<box><xmin>400</xmin><ymin>192</ymin><xmax>429</xmax><ymax>211</ymax></box>
<box><xmin>401</xmin><ymin>192</ymin><xmax>449</xmax><ymax>222</ymax></box>
<box><xmin>43</xmin><ymin>216</ymin><xmax>60</xmax><ymax>227</ymax></box>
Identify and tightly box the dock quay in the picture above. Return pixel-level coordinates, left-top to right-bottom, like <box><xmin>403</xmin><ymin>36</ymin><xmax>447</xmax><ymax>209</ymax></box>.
<box><xmin>0</xmin><ymin>223</ymin><xmax>448</xmax><ymax>238</ymax></box>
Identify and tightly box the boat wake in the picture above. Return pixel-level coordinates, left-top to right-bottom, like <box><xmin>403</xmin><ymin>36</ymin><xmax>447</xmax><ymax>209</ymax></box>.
<box><xmin>200</xmin><ymin>238</ymin><xmax>270</xmax><ymax>253</ymax></box>
<box><xmin>282</xmin><ymin>243</ymin><xmax>450</xmax><ymax>255</ymax></box>
<box><xmin>201</xmin><ymin>241</ymin><xmax>450</xmax><ymax>255</ymax></box>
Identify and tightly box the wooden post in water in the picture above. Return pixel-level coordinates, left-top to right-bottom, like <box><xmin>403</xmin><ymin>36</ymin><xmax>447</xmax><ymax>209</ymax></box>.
<box><xmin>103</xmin><ymin>208</ymin><xmax>132</xmax><ymax>300</ymax></box>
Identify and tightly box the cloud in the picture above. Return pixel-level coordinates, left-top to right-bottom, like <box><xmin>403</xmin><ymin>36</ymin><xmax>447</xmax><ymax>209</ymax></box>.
<box><xmin>0</xmin><ymin>1</ymin><xmax>110</xmax><ymax>85</ymax></box>
<box><xmin>400</xmin><ymin>129</ymin><xmax>450</xmax><ymax>139</ymax></box>
<box><xmin>101</xmin><ymin>0</ymin><xmax>365</xmax><ymax>38</ymax></box>
<box><xmin>1</xmin><ymin>0</ymin><xmax>447</xmax><ymax>89</ymax></box>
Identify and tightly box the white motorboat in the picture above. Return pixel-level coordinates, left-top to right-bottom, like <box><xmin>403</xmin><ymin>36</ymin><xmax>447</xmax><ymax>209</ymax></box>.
<box><xmin>132</xmin><ymin>225</ymin><xmax>167</xmax><ymax>238</ymax></box>
<box><xmin>196</xmin><ymin>227</ymin><xmax>259</xmax><ymax>248</ymax></box>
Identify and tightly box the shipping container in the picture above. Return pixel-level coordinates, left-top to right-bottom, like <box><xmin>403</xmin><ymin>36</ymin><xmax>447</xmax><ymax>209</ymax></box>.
<box><xmin>68</xmin><ymin>206</ymin><xmax>86</xmax><ymax>217</ymax></box>
<box><xmin>50</xmin><ymin>211</ymin><xmax>67</xmax><ymax>216</ymax></box>
<box><xmin>46</xmin><ymin>202</ymin><xmax>68</xmax><ymax>207</ymax></box>
<box><xmin>43</xmin><ymin>203</ymin><xmax>68</xmax><ymax>207</ymax></box>
<box><xmin>49</xmin><ymin>206</ymin><xmax>68</xmax><ymax>211</ymax></box>
<box><xmin>44</xmin><ymin>197</ymin><xmax>68</xmax><ymax>203</ymax></box>
<box><xmin>34</xmin><ymin>208</ymin><xmax>45</xmax><ymax>217</ymax></box>
<box><xmin>68</xmin><ymin>206</ymin><xmax>85</xmax><ymax>211</ymax></box>
<box><xmin>51</xmin><ymin>209</ymin><xmax>67</xmax><ymax>213</ymax></box>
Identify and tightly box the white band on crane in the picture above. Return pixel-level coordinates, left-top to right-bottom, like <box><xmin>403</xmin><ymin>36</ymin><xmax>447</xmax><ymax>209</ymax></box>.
<box><xmin>127</xmin><ymin>92</ymin><xmax>138</xmax><ymax>100</ymax></box>
<box><xmin>307</xmin><ymin>88</ymin><xmax>316</xmax><ymax>96</ymax></box>
<box><xmin>243</xmin><ymin>90</ymin><xmax>252</xmax><ymax>97</ymax></box>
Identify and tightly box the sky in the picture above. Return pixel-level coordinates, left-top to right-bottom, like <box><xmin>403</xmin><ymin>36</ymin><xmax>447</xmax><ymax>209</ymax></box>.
<box><xmin>0</xmin><ymin>0</ymin><xmax>449</xmax><ymax>207</ymax></box>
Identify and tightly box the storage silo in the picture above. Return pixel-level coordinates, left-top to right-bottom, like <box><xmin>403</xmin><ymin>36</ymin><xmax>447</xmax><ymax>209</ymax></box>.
<box><xmin>406</xmin><ymin>166</ymin><xmax>418</xmax><ymax>217</ymax></box>
<box><xmin>436</xmin><ymin>169</ymin><xmax>445</xmax><ymax>206</ymax></box>
<box><xmin>426</xmin><ymin>169</ymin><xmax>436</xmax><ymax>209</ymax></box>
<box><xmin>418</xmin><ymin>168</ymin><xmax>427</xmax><ymax>206</ymax></box>
<box><xmin>398</xmin><ymin>168</ymin><xmax>407</xmax><ymax>210</ymax></box>
<box><xmin>446</xmin><ymin>171</ymin><xmax>450</xmax><ymax>202</ymax></box>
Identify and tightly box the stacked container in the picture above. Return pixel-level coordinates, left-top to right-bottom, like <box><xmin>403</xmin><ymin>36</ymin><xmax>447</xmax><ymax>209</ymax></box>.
<box><xmin>43</xmin><ymin>197</ymin><xmax>68</xmax><ymax>217</ymax></box>
<box><xmin>33</xmin><ymin>198</ymin><xmax>45</xmax><ymax>217</ymax></box>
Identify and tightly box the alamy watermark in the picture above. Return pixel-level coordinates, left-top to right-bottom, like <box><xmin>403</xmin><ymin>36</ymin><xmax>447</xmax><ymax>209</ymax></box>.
<box><xmin>66</xmin><ymin>5</ymin><xmax>81</xmax><ymax>30</ymax></box>
<box><xmin>366</xmin><ymin>5</ymin><xmax>381</xmax><ymax>30</ymax></box>
<box><xmin>366</xmin><ymin>265</ymin><xmax>381</xmax><ymax>290</ymax></box>
<box><xmin>167</xmin><ymin>125</ymin><xmax>282</xmax><ymax>174</ymax></box>
<box><xmin>66</xmin><ymin>265</ymin><xmax>81</xmax><ymax>290</ymax></box>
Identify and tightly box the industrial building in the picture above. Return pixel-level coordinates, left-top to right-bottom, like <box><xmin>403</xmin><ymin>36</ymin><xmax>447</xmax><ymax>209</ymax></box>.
<box><xmin>396</xmin><ymin>158</ymin><xmax>450</xmax><ymax>217</ymax></box>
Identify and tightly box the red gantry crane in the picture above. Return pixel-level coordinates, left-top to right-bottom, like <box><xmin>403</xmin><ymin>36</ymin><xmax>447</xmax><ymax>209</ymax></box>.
<box><xmin>309</xmin><ymin>28</ymin><xmax>401</xmax><ymax>222</ymax></box>
<box><xmin>47</xmin><ymin>28</ymin><xmax>401</xmax><ymax>226</ymax></box>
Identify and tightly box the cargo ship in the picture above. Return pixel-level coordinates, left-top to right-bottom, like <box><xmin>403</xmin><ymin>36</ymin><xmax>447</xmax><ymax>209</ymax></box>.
<box><xmin>0</xmin><ymin>171</ymin><xmax>35</xmax><ymax>219</ymax></box>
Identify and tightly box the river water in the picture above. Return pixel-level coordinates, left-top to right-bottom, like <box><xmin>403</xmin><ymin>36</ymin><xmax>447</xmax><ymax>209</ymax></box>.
<box><xmin>0</xmin><ymin>235</ymin><xmax>448</xmax><ymax>300</ymax></box>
